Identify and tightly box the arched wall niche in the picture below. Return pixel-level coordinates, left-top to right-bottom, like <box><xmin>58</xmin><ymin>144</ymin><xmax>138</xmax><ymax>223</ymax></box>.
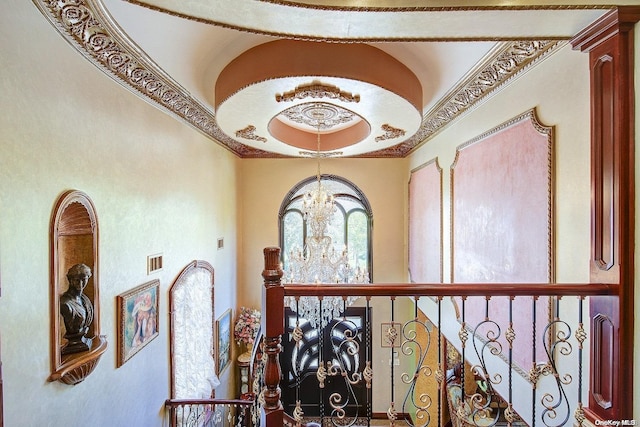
<box><xmin>48</xmin><ymin>189</ymin><xmax>107</xmax><ymax>385</ymax></box>
<box><xmin>170</xmin><ymin>260</ymin><xmax>219</xmax><ymax>399</ymax></box>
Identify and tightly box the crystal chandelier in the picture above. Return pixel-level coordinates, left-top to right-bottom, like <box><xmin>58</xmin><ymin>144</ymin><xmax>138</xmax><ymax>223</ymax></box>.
<box><xmin>283</xmin><ymin>116</ymin><xmax>369</xmax><ymax>329</ymax></box>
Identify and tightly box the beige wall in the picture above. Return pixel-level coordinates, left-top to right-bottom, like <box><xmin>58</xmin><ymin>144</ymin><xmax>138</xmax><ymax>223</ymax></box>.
<box><xmin>238</xmin><ymin>157</ymin><xmax>410</xmax><ymax>413</ymax></box>
<box><xmin>0</xmin><ymin>1</ymin><xmax>239</xmax><ymax>425</ymax></box>
<box><xmin>2</xmin><ymin>0</ymin><xmax>639</xmax><ymax>424</ymax></box>
<box><xmin>237</xmin><ymin>156</ymin><xmax>408</xmax><ymax>309</ymax></box>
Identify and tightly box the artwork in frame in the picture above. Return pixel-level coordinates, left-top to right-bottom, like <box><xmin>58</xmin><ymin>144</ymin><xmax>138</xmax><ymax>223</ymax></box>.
<box><xmin>216</xmin><ymin>308</ymin><xmax>232</xmax><ymax>376</ymax></box>
<box><xmin>117</xmin><ymin>279</ymin><xmax>159</xmax><ymax>366</ymax></box>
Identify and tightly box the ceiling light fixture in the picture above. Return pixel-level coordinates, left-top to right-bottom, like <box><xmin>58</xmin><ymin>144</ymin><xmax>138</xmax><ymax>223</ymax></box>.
<box><xmin>283</xmin><ymin>109</ymin><xmax>369</xmax><ymax>329</ymax></box>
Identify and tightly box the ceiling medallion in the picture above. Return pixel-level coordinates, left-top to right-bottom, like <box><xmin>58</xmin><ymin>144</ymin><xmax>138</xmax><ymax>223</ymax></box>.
<box><xmin>275</xmin><ymin>81</ymin><xmax>360</xmax><ymax>104</ymax></box>
<box><xmin>375</xmin><ymin>124</ymin><xmax>406</xmax><ymax>142</ymax></box>
<box><xmin>280</xmin><ymin>103</ymin><xmax>355</xmax><ymax>130</ymax></box>
<box><xmin>235</xmin><ymin>125</ymin><xmax>267</xmax><ymax>143</ymax></box>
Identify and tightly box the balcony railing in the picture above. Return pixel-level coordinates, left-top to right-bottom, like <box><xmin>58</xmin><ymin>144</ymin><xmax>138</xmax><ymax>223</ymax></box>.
<box><xmin>165</xmin><ymin>398</ymin><xmax>255</xmax><ymax>427</ymax></box>
<box><xmin>259</xmin><ymin>247</ymin><xmax>617</xmax><ymax>427</ymax></box>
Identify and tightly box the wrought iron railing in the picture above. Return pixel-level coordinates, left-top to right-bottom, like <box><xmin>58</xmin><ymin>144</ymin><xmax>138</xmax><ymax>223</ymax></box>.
<box><xmin>165</xmin><ymin>398</ymin><xmax>255</xmax><ymax>427</ymax></box>
<box><xmin>259</xmin><ymin>246</ymin><xmax>617</xmax><ymax>427</ymax></box>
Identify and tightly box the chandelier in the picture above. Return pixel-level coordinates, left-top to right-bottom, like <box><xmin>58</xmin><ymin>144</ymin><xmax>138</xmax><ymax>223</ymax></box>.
<box><xmin>283</xmin><ymin>114</ymin><xmax>369</xmax><ymax>329</ymax></box>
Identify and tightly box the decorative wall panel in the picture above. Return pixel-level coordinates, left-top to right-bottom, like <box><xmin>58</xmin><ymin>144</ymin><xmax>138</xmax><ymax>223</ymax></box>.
<box><xmin>451</xmin><ymin>109</ymin><xmax>553</xmax><ymax>374</ymax></box>
<box><xmin>408</xmin><ymin>159</ymin><xmax>442</xmax><ymax>283</ymax></box>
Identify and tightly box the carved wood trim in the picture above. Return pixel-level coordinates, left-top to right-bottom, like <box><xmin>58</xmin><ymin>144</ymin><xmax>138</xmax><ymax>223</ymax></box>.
<box><xmin>570</xmin><ymin>6</ymin><xmax>639</xmax><ymax>420</ymax></box>
<box><xmin>48</xmin><ymin>190</ymin><xmax>106</xmax><ymax>385</ymax></box>
<box><xmin>591</xmin><ymin>313</ymin><xmax>614</xmax><ymax>410</ymax></box>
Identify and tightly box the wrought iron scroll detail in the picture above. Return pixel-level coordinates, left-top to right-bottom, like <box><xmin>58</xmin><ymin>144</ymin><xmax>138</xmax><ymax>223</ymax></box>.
<box><xmin>399</xmin><ymin>317</ymin><xmax>434</xmax><ymax>427</ymax></box>
<box><xmin>466</xmin><ymin>313</ymin><xmax>504</xmax><ymax>426</ymax></box>
<box><xmin>325</xmin><ymin>317</ymin><xmax>363</xmax><ymax>426</ymax></box>
<box><xmin>540</xmin><ymin>315</ymin><xmax>574</xmax><ymax>427</ymax></box>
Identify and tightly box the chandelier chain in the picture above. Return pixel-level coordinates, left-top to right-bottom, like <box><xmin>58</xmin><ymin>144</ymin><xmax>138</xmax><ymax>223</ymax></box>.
<box><xmin>283</xmin><ymin>117</ymin><xmax>369</xmax><ymax>329</ymax></box>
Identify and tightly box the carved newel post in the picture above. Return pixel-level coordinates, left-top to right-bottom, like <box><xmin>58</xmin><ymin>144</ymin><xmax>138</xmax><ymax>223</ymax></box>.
<box><xmin>260</xmin><ymin>247</ymin><xmax>284</xmax><ymax>426</ymax></box>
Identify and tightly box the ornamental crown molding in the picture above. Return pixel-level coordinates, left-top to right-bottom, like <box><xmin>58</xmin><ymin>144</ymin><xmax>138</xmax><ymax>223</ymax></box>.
<box><xmin>33</xmin><ymin>0</ymin><xmax>561</xmax><ymax>158</ymax></box>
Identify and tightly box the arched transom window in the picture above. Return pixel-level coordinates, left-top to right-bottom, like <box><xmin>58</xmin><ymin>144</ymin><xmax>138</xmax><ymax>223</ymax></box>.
<box><xmin>279</xmin><ymin>174</ymin><xmax>373</xmax><ymax>281</ymax></box>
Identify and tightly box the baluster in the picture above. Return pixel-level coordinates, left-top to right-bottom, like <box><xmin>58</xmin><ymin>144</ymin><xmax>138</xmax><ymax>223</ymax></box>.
<box><xmin>388</xmin><ymin>297</ymin><xmax>397</xmax><ymax>426</ymax></box>
<box><xmin>292</xmin><ymin>299</ymin><xmax>303</xmax><ymax>426</ymax></box>
<box><xmin>437</xmin><ymin>296</ymin><xmax>443</xmax><ymax>427</ymax></box>
<box><xmin>541</xmin><ymin>296</ymin><xmax>572</xmax><ymax>427</ymax></box>
<box><xmin>365</xmin><ymin>297</ymin><xmax>373</xmax><ymax>421</ymax></box>
<box><xmin>261</xmin><ymin>247</ymin><xmax>284</xmax><ymax>426</ymax></box>
<box><xmin>400</xmin><ymin>296</ymin><xmax>433</xmax><ymax>427</ymax></box>
<box><xmin>575</xmin><ymin>296</ymin><xmax>586</xmax><ymax>425</ymax></box>
<box><xmin>469</xmin><ymin>296</ymin><xmax>501</xmax><ymax>425</ymax></box>
<box><xmin>319</xmin><ymin>298</ymin><xmax>325</xmax><ymax>423</ymax></box>
<box><xmin>531</xmin><ymin>296</ymin><xmax>538</xmax><ymax>427</ymax></box>
<box><xmin>505</xmin><ymin>296</ymin><xmax>516</xmax><ymax>426</ymax></box>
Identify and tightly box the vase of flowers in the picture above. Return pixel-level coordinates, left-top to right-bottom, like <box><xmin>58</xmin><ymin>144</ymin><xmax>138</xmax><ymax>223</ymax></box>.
<box><xmin>234</xmin><ymin>306</ymin><xmax>261</xmax><ymax>359</ymax></box>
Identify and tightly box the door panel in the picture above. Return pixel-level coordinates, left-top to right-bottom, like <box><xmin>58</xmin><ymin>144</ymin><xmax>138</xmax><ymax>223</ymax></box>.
<box><xmin>281</xmin><ymin>307</ymin><xmax>371</xmax><ymax>420</ymax></box>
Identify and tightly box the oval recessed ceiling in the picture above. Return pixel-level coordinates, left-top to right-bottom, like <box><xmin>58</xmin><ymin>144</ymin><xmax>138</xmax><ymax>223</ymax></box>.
<box><xmin>215</xmin><ymin>39</ymin><xmax>422</xmax><ymax>157</ymax></box>
<box><xmin>269</xmin><ymin>102</ymin><xmax>371</xmax><ymax>152</ymax></box>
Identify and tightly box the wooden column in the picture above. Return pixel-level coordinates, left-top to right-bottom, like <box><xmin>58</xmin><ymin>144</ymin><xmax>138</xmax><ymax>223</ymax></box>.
<box><xmin>571</xmin><ymin>7</ymin><xmax>639</xmax><ymax>421</ymax></box>
<box><xmin>260</xmin><ymin>247</ymin><xmax>284</xmax><ymax>426</ymax></box>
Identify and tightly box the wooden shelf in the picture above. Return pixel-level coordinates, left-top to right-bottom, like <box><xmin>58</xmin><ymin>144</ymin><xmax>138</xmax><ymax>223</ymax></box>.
<box><xmin>48</xmin><ymin>336</ymin><xmax>107</xmax><ymax>385</ymax></box>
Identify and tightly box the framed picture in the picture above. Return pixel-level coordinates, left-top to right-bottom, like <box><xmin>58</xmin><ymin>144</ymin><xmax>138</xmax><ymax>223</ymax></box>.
<box><xmin>117</xmin><ymin>279</ymin><xmax>160</xmax><ymax>366</ymax></box>
<box><xmin>216</xmin><ymin>308</ymin><xmax>232</xmax><ymax>375</ymax></box>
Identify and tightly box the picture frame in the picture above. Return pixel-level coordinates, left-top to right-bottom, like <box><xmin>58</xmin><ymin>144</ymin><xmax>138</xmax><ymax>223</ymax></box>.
<box><xmin>117</xmin><ymin>279</ymin><xmax>159</xmax><ymax>366</ymax></box>
<box><xmin>216</xmin><ymin>308</ymin><xmax>232</xmax><ymax>375</ymax></box>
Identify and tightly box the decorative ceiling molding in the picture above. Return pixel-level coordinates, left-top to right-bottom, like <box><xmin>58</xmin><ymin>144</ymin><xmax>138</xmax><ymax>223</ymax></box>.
<box><xmin>299</xmin><ymin>151</ymin><xmax>343</xmax><ymax>158</ymax></box>
<box><xmin>362</xmin><ymin>39</ymin><xmax>562</xmax><ymax>157</ymax></box>
<box><xmin>276</xmin><ymin>81</ymin><xmax>361</xmax><ymax>104</ymax></box>
<box><xmin>32</xmin><ymin>0</ymin><xmax>281</xmax><ymax>158</ymax></box>
<box><xmin>123</xmin><ymin>0</ymin><xmax>610</xmax><ymax>42</ymax></box>
<box><xmin>279</xmin><ymin>103</ymin><xmax>357</xmax><ymax>130</ymax></box>
<box><xmin>256</xmin><ymin>0</ymin><xmax>617</xmax><ymax>11</ymax></box>
<box><xmin>375</xmin><ymin>124</ymin><xmax>406</xmax><ymax>142</ymax></box>
<box><xmin>236</xmin><ymin>125</ymin><xmax>267</xmax><ymax>143</ymax></box>
<box><xmin>33</xmin><ymin>0</ymin><xmax>563</xmax><ymax>158</ymax></box>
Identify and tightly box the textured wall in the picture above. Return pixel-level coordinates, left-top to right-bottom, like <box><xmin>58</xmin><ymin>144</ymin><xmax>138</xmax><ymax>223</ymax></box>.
<box><xmin>0</xmin><ymin>1</ymin><xmax>239</xmax><ymax>425</ymax></box>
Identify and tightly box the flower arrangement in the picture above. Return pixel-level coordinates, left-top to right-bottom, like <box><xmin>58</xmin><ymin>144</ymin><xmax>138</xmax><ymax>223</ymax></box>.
<box><xmin>234</xmin><ymin>306</ymin><xmax>261</xmax><ymax>346</ymax></box>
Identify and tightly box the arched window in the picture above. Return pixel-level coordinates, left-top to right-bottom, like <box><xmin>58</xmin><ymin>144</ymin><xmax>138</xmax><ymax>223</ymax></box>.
<box><xmin>279</xmin><ymin>174</ymin><xmax>373</xmax><ymax>281</ymax></box>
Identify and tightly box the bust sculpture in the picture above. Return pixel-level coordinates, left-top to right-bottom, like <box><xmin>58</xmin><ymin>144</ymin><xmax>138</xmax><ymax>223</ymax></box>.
<box><xmin>60</xmin><ymin>263</ymin><xmax>94</xmax><ymax>355</ymax></box>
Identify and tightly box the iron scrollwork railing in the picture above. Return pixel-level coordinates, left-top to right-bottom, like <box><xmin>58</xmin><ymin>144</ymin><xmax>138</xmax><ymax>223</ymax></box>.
<box><xmin>258</xmin><ymin>244</ymin><xmax>617</xmax><ymax>427</ymax></box>
<box><xmin>285</xmin><ymin>300</ymin><xmax>372</xmax><ymax>427</ymax></box>
<box><xmin>165</xmin><ymin>399</ymin><xmax>254</xmax><ymax>427</ymax></box>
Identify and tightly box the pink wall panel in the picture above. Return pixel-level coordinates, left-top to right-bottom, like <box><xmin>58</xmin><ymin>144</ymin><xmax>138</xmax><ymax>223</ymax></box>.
<box><xmin>452</xmin><ymin>110</ymin><xmax>553</xmax><ymax>373</ymax></box>
<box><xmin>409</xmin><ymin>160</ymin><xmax>442</xmax><ymax>283</ymax></box>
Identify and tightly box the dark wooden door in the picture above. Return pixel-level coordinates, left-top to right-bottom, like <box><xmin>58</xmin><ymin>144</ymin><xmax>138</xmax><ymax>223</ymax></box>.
<box><xmin>280</xmin><ymin>307</ymin><xmax>371</xmax><ymax>421</ymax></box>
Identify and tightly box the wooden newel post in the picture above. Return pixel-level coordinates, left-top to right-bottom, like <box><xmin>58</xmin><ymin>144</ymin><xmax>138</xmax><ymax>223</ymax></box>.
<box><xmin>260</xmin><ymin>247</ymin><xmax>284</xmax><ymax>426</ymax></box>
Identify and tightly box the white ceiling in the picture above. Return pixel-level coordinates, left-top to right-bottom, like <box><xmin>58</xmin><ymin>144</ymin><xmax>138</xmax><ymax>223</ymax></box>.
<box><xmin>45</xmin><ymin>0</ymin><xmax>616</xmax><ymax>157</ymax></box>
